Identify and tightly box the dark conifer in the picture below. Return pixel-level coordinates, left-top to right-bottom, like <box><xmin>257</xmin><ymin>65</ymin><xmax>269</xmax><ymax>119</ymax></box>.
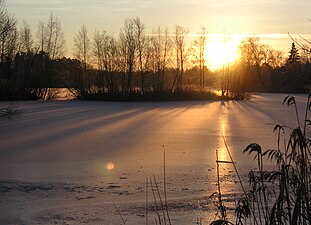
<box><xmin>287</xmin><ymin>42</ymin><xmax>300</xmax><ymax>64</ymax></box>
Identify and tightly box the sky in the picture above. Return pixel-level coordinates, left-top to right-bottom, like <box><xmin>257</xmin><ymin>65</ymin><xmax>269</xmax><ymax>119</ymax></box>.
<box><xmin>5</xmin><ymin>0</ymin><xmax>311</xmax><ymax>66</ymax></box>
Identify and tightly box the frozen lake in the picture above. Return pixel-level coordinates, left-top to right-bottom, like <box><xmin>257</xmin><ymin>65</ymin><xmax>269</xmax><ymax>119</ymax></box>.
<box><xmin>0</xmin><ymin>93</ymin><xmax>308</xmax><ymax>224</ymax></box>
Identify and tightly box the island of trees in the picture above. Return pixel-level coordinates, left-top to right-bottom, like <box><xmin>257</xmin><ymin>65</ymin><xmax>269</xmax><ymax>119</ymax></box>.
<box><xmin>0</xmin><ymin>0</ymin><xmax>310</xmax><ymax>101</ymax></box>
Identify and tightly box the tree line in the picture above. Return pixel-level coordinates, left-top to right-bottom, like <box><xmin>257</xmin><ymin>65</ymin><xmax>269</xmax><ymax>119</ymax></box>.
<box><xmin>221</xmin><ymin>38</ymin><xmax>311</xmax><ymax>95</ymax></box>
<box><xmin>0</xmin><ymin>0</ymin><xmax>310</xmax><ymax>100</ymax></box>
<box><xmin>64</xmin><ymin>19</ymin><xmax>212</xmax><ymax>100</ymax></box>
<box><xmin>0</xmin><ymin>0</ymin><xmax>65</xmax><ymax>100</ymax></box>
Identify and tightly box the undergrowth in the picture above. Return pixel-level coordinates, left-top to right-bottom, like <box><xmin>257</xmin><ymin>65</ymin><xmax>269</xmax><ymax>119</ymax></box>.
<box><xmin>76</xmin><ymin>89</ymin><xmax>250</xmax><ymax>101</ymax></box>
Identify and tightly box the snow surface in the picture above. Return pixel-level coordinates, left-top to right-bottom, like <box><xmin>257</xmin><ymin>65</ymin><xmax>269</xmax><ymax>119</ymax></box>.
<box><xmin>0</xmin><ymin>93</ymin><xmax>308</xmax><ymax>224</ymax></box>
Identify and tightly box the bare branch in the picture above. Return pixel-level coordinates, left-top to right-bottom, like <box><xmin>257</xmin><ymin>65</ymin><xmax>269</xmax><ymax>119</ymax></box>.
<box><xmin>288</xmin><ymin>32</ymin><xmax>311</xmax><ymax>52</ymax></box>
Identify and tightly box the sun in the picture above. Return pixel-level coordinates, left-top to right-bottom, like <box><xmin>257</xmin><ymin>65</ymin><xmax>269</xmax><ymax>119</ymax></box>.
<box><xmin>205</xmin><ymin>35</ymin><xmax>241</xmax><ymax>71</ymax></box>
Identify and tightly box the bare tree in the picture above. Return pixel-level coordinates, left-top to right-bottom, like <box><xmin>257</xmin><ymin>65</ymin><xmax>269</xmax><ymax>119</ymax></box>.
<box><xmin>46</xmin><ymin>14</ymin><xmax>65</xmax><ymax>59</ymax></box>
<box><xmin>74</xmin><ymin>24</ymin><xmax>91</xmax><ymax>68</ymax></box>
<box><xmin>32</xmin><ymin>14</ymin><xmax>65</xmax><ymax>99</ymax></box>
<box><xmin>261</xmin><ymin>45</ymin><xmax>284</xmax><ymax>68</ymax></box>
<box><xmin>120</xmin><ymin>18</ymin><xmax>136</xmax><ymax>92</ymax></box>
<box><xmin>93</xmin><ymin>30</ymin><xmax>118</xmax><ymax>92</ymax></box>
<box><xmin>192</xmin><ymin>26</ymin><xmax>207</xmax><ymax>88</ymax></box>
<box><xmin>146</xmin><ymin>37</ymin><xmax>154</xmax><ymax>90</ymax></box>
<box><xmin>107</xmin><ymin>36</ymin><xmax>120</xmax><ymax>92</ymax></box>
<box><xmin>93</xmin><ymin>30</ymin><xmax>104</xmax><ymax>71</ymax></box>
<box><xmin>74</xmin><ymin>24</ymin><xmax>91</xmax><ymax>95</ymax></box>
<box><xmin>300</xmin><ymin>44</ymin><xmax>311</xmax><ymax>64</ymax></box>
<box><xmin>36</xmin><ymin>14</ymin><xmax>65</xmax><ymax>59</ymax></box>
<box><xmin>4</xmin><ymin>26</ymin><xmax>18</xmax><ymax>80</ymax></box>
<box><xmin>151</xmin><ymin>27</ymin><xmax>171</xmax><ymax>91</ymax></box>
<box><xmin>237</xmin><ymin>37</ymin><xmax>286</xmax><ymax>91</ymax></box>
<box><xmin>0</xmin><ymin>0</ymin><xmax>15</xmax><ymax>37</ymax></box>
<box><xmin>0</xmin><ymin>0</ymin><xmax>16</xmax><ymax>67</ymax></box>
<box><xmin>239</xmin><ymin>37</ymin><xmax>265</xmax><ymax>86</ymax></box>
<box><xmin>133</xmin><ymin>17</ymin><xmax>146</xmax><ymax>93</ymax></box>
<box><xmin>93</xmin><ymin>30</ymin><xmax>106</xmax><ymax>91</ymax></box>
<box><xmin>36</xmin><ymin>21</ymin><xmax>45</xmax><ymax>53</ymax></box>
<box><xmin>172</xmin><ymin>25</ymin><xmax>188</xmax><ymax>91</ymax></box>
<box><xmin>0</xmin><ymin>0</ymin><xmax>17</xmax><ymax>97</ymax></box>
<box><xmin>19</xmin><ymin>22</ymin><xmax>33</xmax><ymax>53</ymax></box>
<box><xmin>17</xmin><ymin>23</ymin><xmax>40</xmax><ymax>99</ymax></box>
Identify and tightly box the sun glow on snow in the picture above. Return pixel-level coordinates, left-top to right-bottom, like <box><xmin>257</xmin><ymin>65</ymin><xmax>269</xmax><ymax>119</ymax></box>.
<box><xmin>218</xmin><ymin>118</ymin><xmax>229</xmax><ymax>162</ymax></box>
<box><xmin>205</xmin><ymin>35</ymin><xmax>241</xmax><ymax>72</ymax></box>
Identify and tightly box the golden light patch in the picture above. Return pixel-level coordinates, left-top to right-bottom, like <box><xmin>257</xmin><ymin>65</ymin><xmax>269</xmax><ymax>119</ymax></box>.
<box><xmin>106</xmin><ymin>162</ymin><xmax>115</xmax><ymax>170</ymax></box>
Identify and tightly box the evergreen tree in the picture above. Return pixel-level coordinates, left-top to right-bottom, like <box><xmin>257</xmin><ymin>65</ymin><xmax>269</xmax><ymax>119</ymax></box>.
<box><xmin>287</xmin><ymin>42</ymin><xmax>300</xmax><ymax>64</ymax></box>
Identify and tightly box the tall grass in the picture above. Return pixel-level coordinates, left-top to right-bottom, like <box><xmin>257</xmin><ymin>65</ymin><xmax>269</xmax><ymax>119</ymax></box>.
<box><xmin>235</xmin><ymin>93</ymin><xmax>311</xmax><ymax>224</ymax></box>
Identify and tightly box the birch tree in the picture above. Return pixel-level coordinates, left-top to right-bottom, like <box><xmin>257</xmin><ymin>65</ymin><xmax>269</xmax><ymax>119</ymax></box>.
<box><xmin>172</xmin><ymin>25</ymin><xmax>188</xmax><ymax>91</ymax></box>
<box><xmin>120</xmin><ymin>18</ymin><xmax>136</xmax><ymax>92</ymax></box>
<box><xmin>192</xmin><ymin>26</ymin><xmax>207</xmax><ymax>87</ymax></box>
<box><xmin>74</xmin><ymin>24</ymin><xmax>91</xmax><ymax>95</ymax></box>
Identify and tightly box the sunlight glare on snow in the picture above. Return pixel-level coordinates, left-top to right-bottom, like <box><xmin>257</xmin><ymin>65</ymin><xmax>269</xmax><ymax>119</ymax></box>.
<box><xmin>217</xmin><ymin>118</ymin><xmax>229</xmax><ymax>162</ymax></box>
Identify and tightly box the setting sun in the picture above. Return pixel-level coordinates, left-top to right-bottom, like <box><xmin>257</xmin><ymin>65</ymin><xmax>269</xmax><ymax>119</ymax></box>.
<box><xmin>205</xmin><ymin>35</ymin><xmax>241</xmax><ymax>71</ymax></box>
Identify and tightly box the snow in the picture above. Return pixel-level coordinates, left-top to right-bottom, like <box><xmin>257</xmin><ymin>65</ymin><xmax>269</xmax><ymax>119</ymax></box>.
<box><xmin>0</xmin><ymin>93</ymin><xmax>308</xmax><ymax>224</ymax></box>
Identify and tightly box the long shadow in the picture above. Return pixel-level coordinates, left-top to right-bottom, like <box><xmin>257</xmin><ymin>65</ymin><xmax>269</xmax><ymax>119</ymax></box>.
<box><xmin>235</xmin><ymin>95</ymin><xmax>303</xmax><ymax>129</ymax></box>
<box><xmin>1</xmin><ymin>101</ymin><xmax>206</xmax><ymax>159</ymax></box>
<box><xmin>0</xmin><ymin>108</ymin><xmax>142</xmax><ymax>155</ymax></box>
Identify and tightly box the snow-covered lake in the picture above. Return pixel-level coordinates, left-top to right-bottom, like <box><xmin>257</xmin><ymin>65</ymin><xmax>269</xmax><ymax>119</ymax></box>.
<box><xmin>0</xmin><ymin>93</ymin><xmax>307</xmax><ymax>224</ymax></box>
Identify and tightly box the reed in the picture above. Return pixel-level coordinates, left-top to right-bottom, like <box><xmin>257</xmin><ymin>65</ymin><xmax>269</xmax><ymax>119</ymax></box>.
<box><xmin>235</xmin><ymin>93</ymin><xmax>311</xmax><ymax>224</ymax></box>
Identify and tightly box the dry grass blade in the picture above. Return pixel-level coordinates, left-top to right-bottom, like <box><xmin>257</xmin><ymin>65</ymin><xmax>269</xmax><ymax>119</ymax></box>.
<box><xmin>163</xmin><ymin>149</ymin><xmax>172</xmax><ymax>225</ymax></box>
<box><xmin>146</xmin><ymin>179</ymin><xmax>149</xmax><ymax>225</ymax></box>
<box><xmin>210</xmin><ymin>219</ymin><xmax>234</xmax><ymax>225</ymax></box>
<box><xmin>113</xmin><ymin>203</ymin><xmax>127</xmax><ymax>225</ymax></box>
<box><xmin>221</xmin><ymin>134</ymin><xmax>259</xmax><ymax>225</ymax></box>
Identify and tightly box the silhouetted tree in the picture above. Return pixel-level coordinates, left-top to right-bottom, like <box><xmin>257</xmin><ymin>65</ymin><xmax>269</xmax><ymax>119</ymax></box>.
<box><xmin>151</xmin><ymin>27</ymin><xmax>171</xmax><ymax>91</ymax></box>
<box><xmin>1</xmin><ymin>12</ymin><xmax>266</xmax><ymax>100</ymax></box>
<box><xmin>261</xmin><ymin>45</ymin><xmax>285</xmax><ymax>88</ymax></box>
<box><xmin>36</xmin><ymin>14</ymin><xmax>65</xmax><ymax>60</ymax></box>
<box><xmin>19</xmin><ymin>22</ymin><xmax>33</xmax><ymax>53</ymax></box>
<box><xmin>32</xmin><ymin>14</ymin><xmax>66</xmax><ymax>99</ymax></box>
<box><xmin>239</xmin><ymin>37</ymin><xmax>266</xmax><ymax>87</ymax></box>
<box><xmin>46</xmin><ymin>14</ymin><xmax>65</xmax><ymax>60</ymax></box>
<box><xmin>74</xmin><ymin>24</ymin><xmax>91</xmax><ymax>95</ymax></box>
<box><xmin>93</xmin><ymin>30</ymin><xmax>120</xmax><ymax>93</ymax></box>
<box><xmin>192</xmin><ymin>26</ymin><xmax>207</xmax><ymax>88</ymax></box>
<box><xmin>133</xmin><ymin>17</ymin><xmax>146</xmax><ymax>93</ymax></box>
<box><xmin>287</xmin><ymin>33</ymin><xmax>311</xmax><ymax>88</ymax></box>
<box><xmin>172</xmin><ymin>25</ymin><xmax>189</xmax><ymax>91</ymax></box>
<box><xmin>120</xmin><ymin>18</ymin><xmax>136</xmax><ymax>92</ymax></box>
<box><xmin>0</xmin><ymin>0</ymin><xmax>16</xmax><ymax>70</ymax></box>
<box><xmin>287</xmin><ymin>42</ymin><xmax>300</xmax><ymax>65</ymax></box>
<box><xmin>0</xmin><ymin>0</ymin><xmax>18</xmax><ymax>99</ymax></box>
<box><xmin>93</xmin><ymin>30</ymin><xmax>109</xmax><ymax>92</ymax></box>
